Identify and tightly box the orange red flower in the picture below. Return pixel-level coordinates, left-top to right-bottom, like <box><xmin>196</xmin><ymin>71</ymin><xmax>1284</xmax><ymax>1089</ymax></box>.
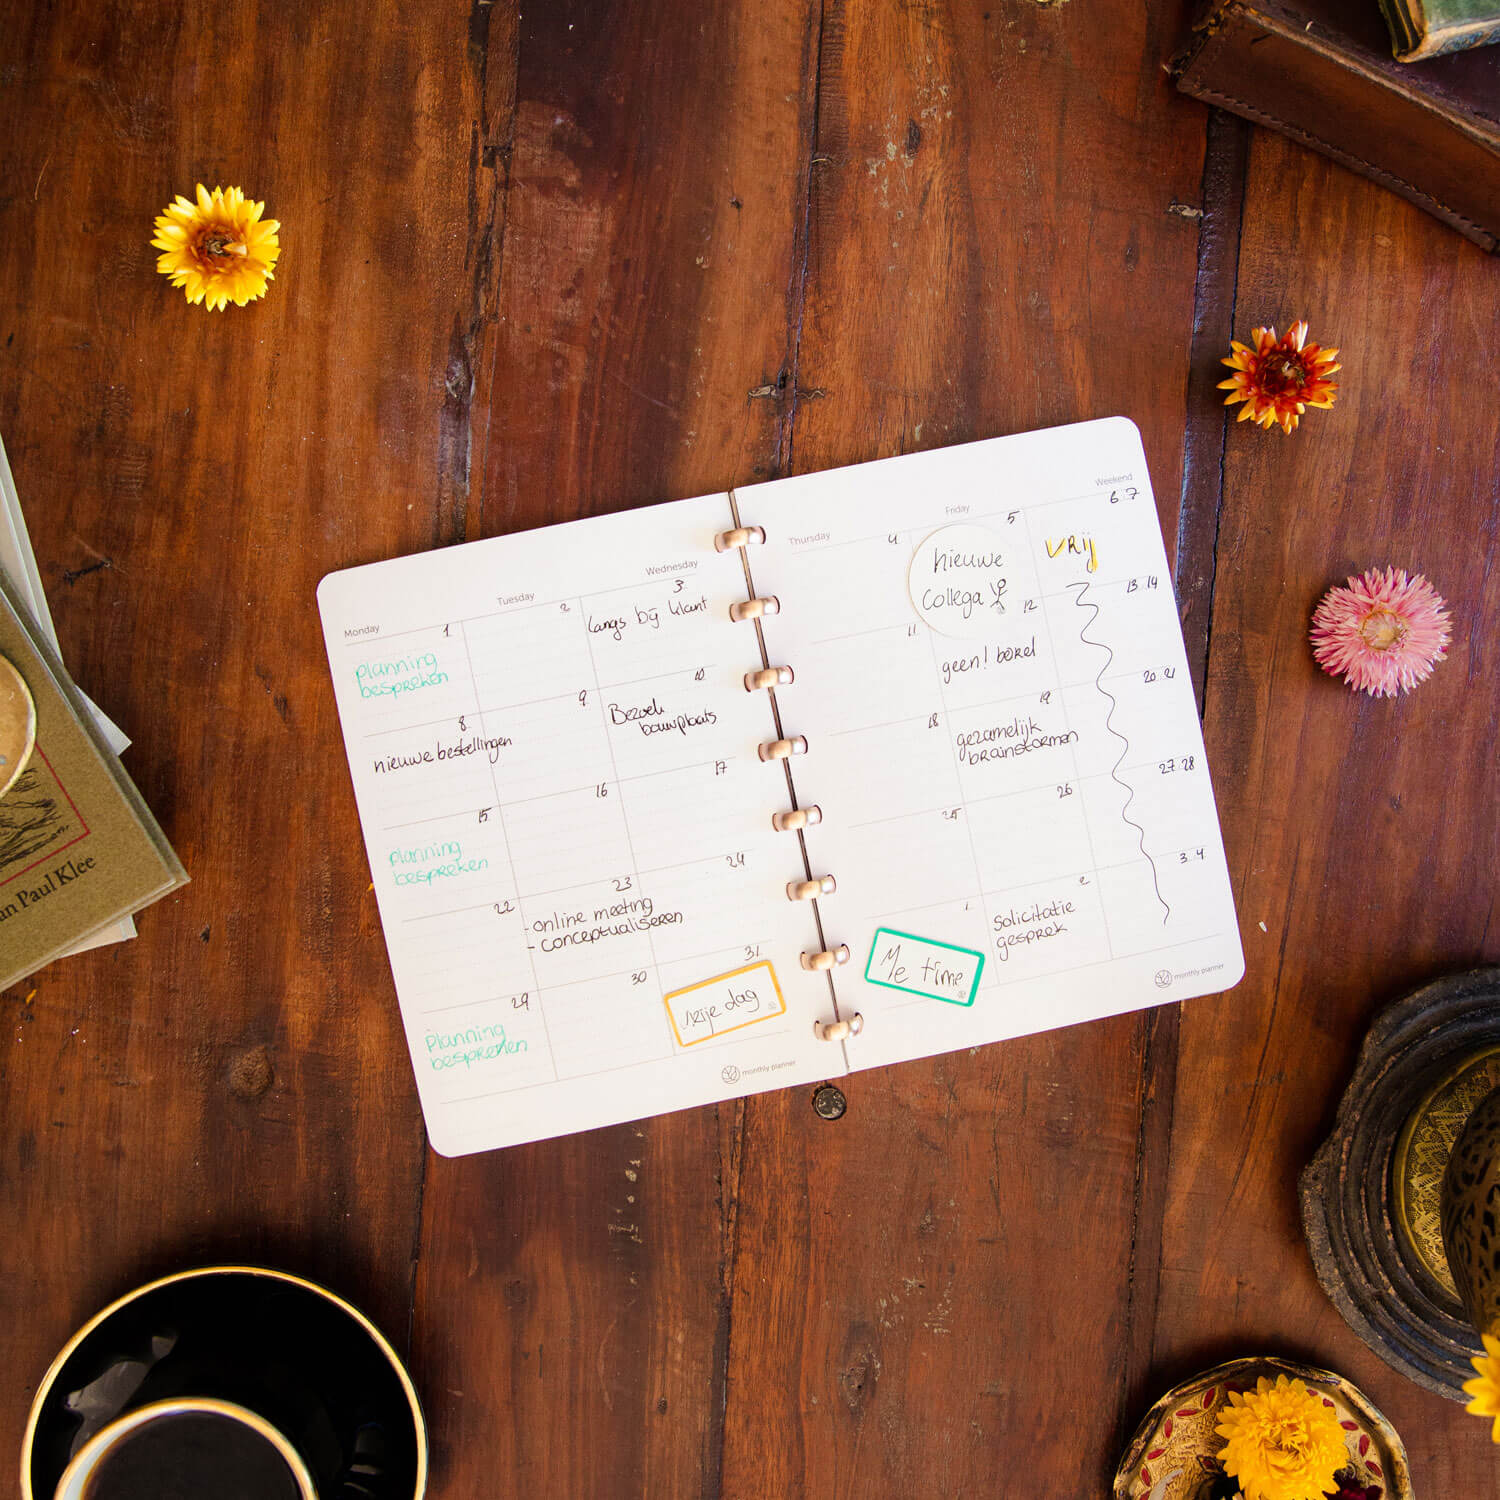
<box><xmin>1219</xmin><ymin>321</ymin><xmax>1339</xmax><ymax>434</ymax></box>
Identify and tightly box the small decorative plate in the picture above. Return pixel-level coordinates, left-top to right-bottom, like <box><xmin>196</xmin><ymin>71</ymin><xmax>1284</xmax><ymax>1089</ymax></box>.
<box><xmin>0</xmin><ymin>653</ymin><xmax>37</xmax><ymax>799</ymax></box>
<box><xmin>1113</xmin><ymin>1356</ymin><xmax>1412</xmax><ymax>1500</ymax></box>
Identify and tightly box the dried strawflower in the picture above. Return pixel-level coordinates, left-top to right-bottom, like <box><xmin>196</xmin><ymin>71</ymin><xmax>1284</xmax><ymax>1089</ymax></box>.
<box><xmin>1463</xmin><ymin>1332</ymin><xmax>1500</xmax><ymax>1443</ymax></box>
<box><xmin>1219</xmin><ymin>321</ymin><xmax>1339</xmax><ymax>433</ymax></box>
<box><xmin>1214</xmin><ymin>1374</ymin><xmax>1348</xmax><ymax>1500</ymax></box>
<box><xmin>151</xmin><ymin>184</ymin><xmax>280</xmax><ymax>310</ymax></box>
<box><xmin>1310</xmin><ymin>566</ymin><xmax>1451</xmax><ymax>699</ymax></box>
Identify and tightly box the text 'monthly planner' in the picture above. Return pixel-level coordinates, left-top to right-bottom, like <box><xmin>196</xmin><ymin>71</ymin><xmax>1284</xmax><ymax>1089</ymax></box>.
<box><xmin>318</xmin><ymin>418</ymin><xmax>1244</xmax><ymax>1155</ymax></box>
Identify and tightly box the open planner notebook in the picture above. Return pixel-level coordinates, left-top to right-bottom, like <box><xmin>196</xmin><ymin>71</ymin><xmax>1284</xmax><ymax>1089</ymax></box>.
<box><xmin>319</xmin><ymin>417</ymin><xmax>1243</xmax><ymax>1155</ymax></box>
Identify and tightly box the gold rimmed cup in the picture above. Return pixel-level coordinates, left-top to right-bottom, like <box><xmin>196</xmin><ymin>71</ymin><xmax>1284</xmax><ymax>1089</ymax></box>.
<box><xmin>22</xmin><ymin>1266</ymin><xmax>427</xmax><ymax>1500</ymax></box>
<box><xmin>52</xmin><ymin>1397</ymin><xmax>319</xmax><ymax>1500</ymax></box>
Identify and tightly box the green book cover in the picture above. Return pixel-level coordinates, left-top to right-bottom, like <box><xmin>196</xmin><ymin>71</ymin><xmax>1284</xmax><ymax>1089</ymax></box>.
<box><xmin>0</xmin><ymin>574</ymin><xmax>187</xmax><ymax>986</ymax></box>
<box><xmin>1379</xmin><ymin>0</ymin><xmax>1500</xmax><ymax>58</ymax></box>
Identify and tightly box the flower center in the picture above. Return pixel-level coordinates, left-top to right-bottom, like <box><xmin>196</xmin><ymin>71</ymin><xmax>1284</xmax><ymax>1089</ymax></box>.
<box><xmin>191</xmin><ymin>226</ymin><xmax>249</xmax><ymax>268</ymax></box>
<box><xmin>1358</xmin><ymin>609</ymin><xmax>1407</xmax><ymax>652</ymax></box>
<box><xmin>1266</xmin><ymin>1417</ymin><xmax>1311</xmax><ymax>1457</ymax></box>
<box><xmin>1255</xmin><ymin>350</ymin><xmax>1306</xmax><ymax>396</ymax></box>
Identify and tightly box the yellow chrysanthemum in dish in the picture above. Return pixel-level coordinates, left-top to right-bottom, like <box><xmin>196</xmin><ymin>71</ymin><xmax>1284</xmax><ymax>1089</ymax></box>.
<box><xmin>1463</xmin><ymin>1332</ymin><xmax>1500</xmax><ymax>1443</ymax></box>
<box><xmin>151</xmin><ymin>184</ymin><xmax>280</xmax><ymax>310</ymax></box>
<box><xmin>1214</xmin><ymin>1375</ymin><xmax>1347</xmax><ymax>1500</ymax></box>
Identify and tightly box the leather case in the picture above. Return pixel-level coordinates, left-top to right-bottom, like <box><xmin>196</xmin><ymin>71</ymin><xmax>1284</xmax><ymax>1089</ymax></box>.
<box><xmin>1173</xmin><ymin>0</ymin><xmax>1500</xmax><ymax>251</ymax></box>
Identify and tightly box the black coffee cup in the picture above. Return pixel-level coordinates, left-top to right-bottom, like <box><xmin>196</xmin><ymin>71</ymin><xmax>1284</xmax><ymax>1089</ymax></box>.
<box><xmin>22</xmin><ymin>1267</ymin><xmax>426</xmax><ymax>1500</ymax></box>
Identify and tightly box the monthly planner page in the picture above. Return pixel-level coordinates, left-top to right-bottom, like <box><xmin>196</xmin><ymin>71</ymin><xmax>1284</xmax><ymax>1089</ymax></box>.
<box><xmin>318</xmin><ymin>495</ymin><xmax>840</xmax><ymax>1156</ymax></box>
<box><xmin>743</xmin><ymin>418</ymin><xmax>1244</xmax><ymax>1073</ymax></box>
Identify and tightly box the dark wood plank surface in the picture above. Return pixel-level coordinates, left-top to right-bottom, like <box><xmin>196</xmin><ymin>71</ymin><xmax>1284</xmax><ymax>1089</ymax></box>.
<box><xmin>0</xmin><ymin>0</ymin><xmax>476</xmax><ymax>1470</ymax></box>
<box><xmin>1156</xmin><ymin>131</ymin><xmax>1500</xmax><ymax>1488</ymax></box>
<box><xmin>1</xmin><ymin>1</ymin><xmax>1497</xmax><ymax>1496</ymax></box>
<box><xmin>720</xmin><ymin>6</ymin><xmax>1213</xmax><ymax>1496</ymax></box>
<box><xmin>411</xmin><ymin>7</ymin><xmax>820</xmax><ymax>1495</ymax></box>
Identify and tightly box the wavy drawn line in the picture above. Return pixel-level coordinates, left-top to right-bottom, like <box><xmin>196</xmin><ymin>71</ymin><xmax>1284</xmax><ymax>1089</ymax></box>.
<box><xmin>1067</xmin><ymin>581</ymin><xmax>1170</xmax><ymax>925</ymax></box>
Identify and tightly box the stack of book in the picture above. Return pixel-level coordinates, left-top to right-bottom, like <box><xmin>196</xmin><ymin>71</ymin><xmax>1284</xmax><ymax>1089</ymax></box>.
<box><xmin>0</xmin><ymin>436</ymin><xmax>187</xmax><ymax>988</ymax></box>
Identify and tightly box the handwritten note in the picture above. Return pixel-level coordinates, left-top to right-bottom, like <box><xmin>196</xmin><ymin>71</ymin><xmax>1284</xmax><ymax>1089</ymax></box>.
<box><xmin>908</xmin><ymin>523</ymin><xmax>1011</xmax><ymax>637</ymax></box>
<box><xmin>664</xmin><ymin>961</ymin><xmax>787</xmax><ymax>1046</ymax></box>
<box><xmin>865</xmin><ymin>929</ymin><xmax>984</xmax><ymax>1005</ymax></box>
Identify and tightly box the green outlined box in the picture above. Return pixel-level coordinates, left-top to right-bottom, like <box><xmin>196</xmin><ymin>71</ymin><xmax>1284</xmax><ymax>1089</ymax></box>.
<box><xmin>864</xmin><ymin>928</ymin><xmax>985</xmax><ymax>1006</ymax></box>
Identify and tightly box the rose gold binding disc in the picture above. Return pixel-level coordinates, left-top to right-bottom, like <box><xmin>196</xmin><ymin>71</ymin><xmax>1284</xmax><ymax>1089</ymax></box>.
<box><xmin>713</xmin><ymin>525</ymin><xmax>765</xmax><ymax>552</ymax></box>
<box><xmin>771</xmin><ymin>806</ymin><xmax>821</xmax><ymax>832</ymax></box>
<box><xmin>801</xmin><ymin>946</ymin><xmax>850</xmax><ymax>972</ymax></box>
<box><xmin>814</xmin><ymin>1014</ymin><xmax>863</xmax><ymax>1042</ymax></box>
<box><xmin>744</xmin><ymin>666</ymin><xmax>794</xmax><ymax>691</ymax></box>
<box><xmin>758</xmin><ymin>736</ymin><xmax>807</xmax><ymax>762</ymax></box>
<box><xmin>0</xmin><ymin>655</ymin><xmax>37</xmax><ymax>800</ymax></box>
<box><xmin>729</xmin><ymin>596</ymin><xmax>779</xmax><ymax>622</ymax></box>
<box><xmin>787</xmin><ymin>876</ymin><xmax>836</xmax><ymax>901</ymax></box>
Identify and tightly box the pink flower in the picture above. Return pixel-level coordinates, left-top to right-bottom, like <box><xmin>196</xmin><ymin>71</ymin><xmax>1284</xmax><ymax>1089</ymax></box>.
<box><xmin>1310</xmin><ymin>567</ymin><xmax>1451</xmax><ymax>698</ymax></box>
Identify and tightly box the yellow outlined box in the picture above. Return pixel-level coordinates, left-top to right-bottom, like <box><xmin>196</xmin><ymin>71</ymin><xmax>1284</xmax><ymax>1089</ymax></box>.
<box><xmin>663</xmin><ymin>960</ymin><xmax>786</xmax><ymax>1048</ymax></box>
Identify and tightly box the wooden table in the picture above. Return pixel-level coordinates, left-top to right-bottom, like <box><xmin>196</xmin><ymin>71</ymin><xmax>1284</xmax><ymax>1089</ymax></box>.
<box><xmin>2</xmin><ymin>1</ymin><xmax>1497</xmax><ymax>1493</ymax></box>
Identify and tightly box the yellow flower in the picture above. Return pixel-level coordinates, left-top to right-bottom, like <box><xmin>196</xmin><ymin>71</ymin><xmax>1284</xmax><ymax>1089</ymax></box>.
<box><xmin>1463</xmin><ymin>1332</ymin><xmax>1500</xmax><ymax>1443</ymax></box>
<box><xmin>1214</xmin><ymin>1375</ymin><xmax>1348</xmax><ymax>1500</ymax></box>
<box><xmin>151</xmin><ymin>184</ymin><xmax>280</xmax><ymax>310</ymax></box>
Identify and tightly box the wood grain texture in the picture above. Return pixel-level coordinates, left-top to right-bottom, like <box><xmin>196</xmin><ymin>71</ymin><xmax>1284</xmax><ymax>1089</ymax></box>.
<box><xmin>0</xmin><ymin>0</ymin><xmax>487</xmax><ymax>1483</ymax></box>
<box><xmin>1178</xmin><ymin>109</ymin><xmax>1252</xmax><ymax>714</ymax></box>
<box><xmin>1154</xmin><ymin>130</ymin><xmax>1500</xmax><ymax>1491</ymax></box>
<box><xmin>719</xmin><ymin>4</ymin><xmax>1213</xmax><ymax>1496</ymax></box>
<box><xmin>3</xmin><ymin>0</ymin><xmax>1498</xmax><ymax>1495</ymax></box>
<box><xmin>409</xmin><ymin>5</ymin><xmax>821</xmax><ymax>1496</ymax></box>
<box><xmin>476</xmin><ymin>2</ymin><xmax>820</xmax><ymax>532</ymax></box>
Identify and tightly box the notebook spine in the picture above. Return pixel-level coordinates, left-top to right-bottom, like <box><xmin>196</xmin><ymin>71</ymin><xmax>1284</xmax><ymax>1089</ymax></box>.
<box><xmin>720</xmin><ymin>522</ymin><xmax>861</xmax><ymax>1043</ymax></box>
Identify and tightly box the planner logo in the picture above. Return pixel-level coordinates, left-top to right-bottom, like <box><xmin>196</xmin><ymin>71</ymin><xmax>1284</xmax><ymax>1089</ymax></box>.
<box><xmin>720</xmin><ymin>1064</ymin><xmax>741</xmax><ymax>1086</ymax></box>
<box><xmin>1156</xmin><ymin>961</ymin><xmax>1225</xmax><ymax>990</ymax></box>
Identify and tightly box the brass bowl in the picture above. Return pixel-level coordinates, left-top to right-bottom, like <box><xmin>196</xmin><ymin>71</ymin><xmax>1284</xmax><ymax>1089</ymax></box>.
<box><xmin>1114</xmin><ymin>1355</ymin><xmax>1411</xmax><ymax>1500</ymax></box>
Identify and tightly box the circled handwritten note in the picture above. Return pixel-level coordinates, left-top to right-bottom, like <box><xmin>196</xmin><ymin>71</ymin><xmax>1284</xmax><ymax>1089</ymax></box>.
<box><xmin>907</xmin><ymin>524</ymin><xmax>1011</xmax><ymax>637</ymax></box>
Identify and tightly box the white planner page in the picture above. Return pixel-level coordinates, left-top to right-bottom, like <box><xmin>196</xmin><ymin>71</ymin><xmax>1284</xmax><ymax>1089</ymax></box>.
<box><xmin>318</xmin><ymin>495</ymin><xmax>840</xmax><ymax>1156</ymax></box>
<box><xmin>743</xmin><ymin>417</ymin><xmax>1243</xmax><ymax>1072</ymax></box>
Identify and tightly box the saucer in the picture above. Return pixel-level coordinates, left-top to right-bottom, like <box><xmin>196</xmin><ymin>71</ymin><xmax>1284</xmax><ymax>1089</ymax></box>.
<box><xmin>21</xmin><ymin>1267</ymin><xmax>427</xmax><ymax>1500</ymax></box>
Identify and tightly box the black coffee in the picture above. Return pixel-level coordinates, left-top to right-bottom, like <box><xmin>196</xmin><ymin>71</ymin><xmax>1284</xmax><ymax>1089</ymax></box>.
<box><xmin>80</xmin><ymin>1411</ymin><xmax>303</xmax><ymax>1500</ymax></box>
